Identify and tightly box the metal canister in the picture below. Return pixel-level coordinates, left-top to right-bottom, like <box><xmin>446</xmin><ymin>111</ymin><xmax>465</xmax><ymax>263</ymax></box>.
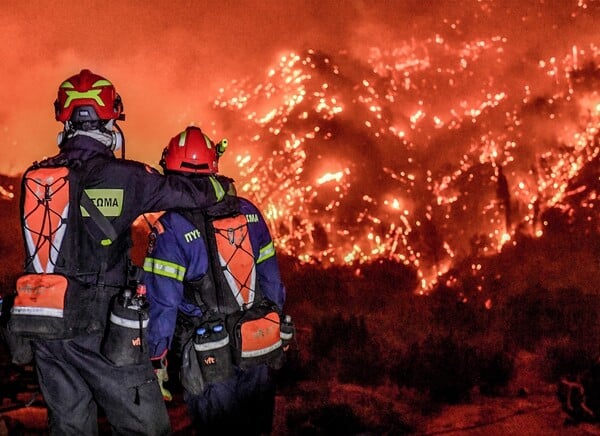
<box><xmin>101</xmin><ymin>286</ymin><xmax>149</xmax><ymax>366</ymax></box>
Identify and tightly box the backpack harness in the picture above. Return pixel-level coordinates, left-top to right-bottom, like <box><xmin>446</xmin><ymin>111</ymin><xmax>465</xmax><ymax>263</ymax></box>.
<box><xmin>174</xmin><ymin>199</ymin><xmax>285</xmax><ymax>378</ymax></box>
<box><xmin>9</xmin><ymin>156</ymin><xmax>130</xmax><ymax>343</ymax></box>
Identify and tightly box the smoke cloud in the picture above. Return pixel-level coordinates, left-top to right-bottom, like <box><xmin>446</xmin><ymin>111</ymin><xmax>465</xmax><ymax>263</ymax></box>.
<box><xmin>0</xmin><ymin>0</ymin><xmax>367</xmax><ymax>173</ymax></box>
<box><xmin>1</xmin><ymin>0</ymin><xmax>599</xmax><ymax>175</ymax></box>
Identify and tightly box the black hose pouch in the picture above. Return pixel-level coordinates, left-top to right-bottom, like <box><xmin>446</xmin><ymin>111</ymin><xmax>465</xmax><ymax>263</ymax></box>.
<box><xmin>193</xmin><ymin>317</ymin><xmax>234</xmax><ymax>384</ymax></box>
<box><xmin>101</xmin><ymin>287</ymin><xmax>149</xmax><ymax>366</ymax></box>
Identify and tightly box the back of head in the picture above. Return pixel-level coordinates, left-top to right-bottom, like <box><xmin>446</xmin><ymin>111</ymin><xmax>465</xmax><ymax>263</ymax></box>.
<box><xmin>160</xmin><ymin>126</ymin><xmax>223</xmax><ymax>175</ymax></box>
<box><xmin>54</xmin><ymin>69</ymin><xmax>125</xmax><ymax>152</ymax></box>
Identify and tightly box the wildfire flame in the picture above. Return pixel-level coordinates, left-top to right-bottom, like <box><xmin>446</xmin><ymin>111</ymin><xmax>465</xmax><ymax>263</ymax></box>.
<box><xmin>3</xmin><ymin>2</ymin><xmax>596</xmax><ymax>294</ymax></box>
<box><xmin>211</xmin><ymin>13</ymin><xmax>600</xmax><ymax>290</ymax></box>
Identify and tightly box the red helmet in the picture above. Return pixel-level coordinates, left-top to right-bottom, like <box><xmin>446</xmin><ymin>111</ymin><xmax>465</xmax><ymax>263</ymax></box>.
<box><xmin>54</xmin><ymin>69</ymin><xmax>124</xmax><ymax>123</ymax></box>
<box><xmin>160</xmin><ymin>126</ymin><xmax>219</xmax><ymax>174</ymax></box>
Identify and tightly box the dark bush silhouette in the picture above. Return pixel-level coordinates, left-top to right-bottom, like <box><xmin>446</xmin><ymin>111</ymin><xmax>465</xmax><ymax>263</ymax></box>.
<box><xmin>503</xmin><ymin>285</ymin><xmax>600</xmax><ymax>352</ymax></box>
<box><xmin>310</xmin><ymin>313</ymin><xmax>385</xmax><ymax>386</ymax></box>
<box><xmin>543</xmin><ymin>337</ymin><xmax>597</xmax><ymax>382</ymax></box>
<box><xmin>395</xmin><ymin>334</ymin><xmax>478</xmax><ymax>404</ymax></box>
<box><xmin>282</xmin><ymin>262</ymin><xmax>351</xmax><ymax>315</ymax></box>
<box><xmin>286</xmin><ymin>403</ymin><xmax>367</xmax><ymax>435</ymax></box>
<box><xmin>429</xmin><ymin>284</ymin><xmax>489</xmax><ymax>336</ymax></box>
<box><xmin>503</xmin><ymin>284</ymin><xmax>562</xmax><ymax>350</ymax></box>
<box><xmin>0</xmin><ymin>195</ymin><xmax>22</xmax><ymax>299</ymax></box>
<box><xmin>274</xmin><ymin>347</ymin><xmax>308</xmax><ymax>391</ymax></box>
<box><xmin>357</xmin><ymin>259</ymin><xmax>418</xmax><ymax>295</ymax></box>
<box><xmin>476</xmin><ymin>346</ymin><xmax>515</xmax><ymax>396</ymax></box>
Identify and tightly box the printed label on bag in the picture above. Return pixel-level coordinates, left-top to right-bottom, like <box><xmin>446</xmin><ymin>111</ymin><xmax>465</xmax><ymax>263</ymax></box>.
<box><xmin>13</xmin><ymin>274</ymin><xmax>67</xmax><ymax>318</ymax></box>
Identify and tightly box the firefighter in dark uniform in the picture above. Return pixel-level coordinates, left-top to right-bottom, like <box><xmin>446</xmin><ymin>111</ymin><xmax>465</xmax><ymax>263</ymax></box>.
<box><xmin>142</xmin><ymin>126</ymin><xmax>289</xmax><ymax>435</ymax></box>
<box><xmin>14</xmin><ymin>70</ymin><xmax>227</xmax><ymax>435</ymax></box>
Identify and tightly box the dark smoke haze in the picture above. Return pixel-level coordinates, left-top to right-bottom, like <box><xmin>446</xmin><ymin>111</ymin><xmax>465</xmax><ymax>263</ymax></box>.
<box><xmin>2</xmin><ymin>1</ymin><xmax>598</xmax><ymax>175</ymax></box>
<box><xmin>0</xmin><ymin>0</ymin><xmax>380</xmax><ymax>173</ymax></box>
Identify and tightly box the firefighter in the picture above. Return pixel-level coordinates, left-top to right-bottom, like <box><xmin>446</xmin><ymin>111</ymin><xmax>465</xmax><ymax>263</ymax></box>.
<box><xmin>142</xmin><ymin>126</ymin><xmax>289</xmax><ymax>435</ymax></box>
<box><xmin>12</xmin><ymin>70</ymin><xmax>228</xmax><ymax>435</ymax></box>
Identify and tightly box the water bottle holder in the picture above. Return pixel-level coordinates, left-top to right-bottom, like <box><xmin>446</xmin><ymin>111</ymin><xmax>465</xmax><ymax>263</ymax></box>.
<box><xmin>193</xmin><ymin>334</ymin><xmax>234</xmax><ymax>383</ymax></box>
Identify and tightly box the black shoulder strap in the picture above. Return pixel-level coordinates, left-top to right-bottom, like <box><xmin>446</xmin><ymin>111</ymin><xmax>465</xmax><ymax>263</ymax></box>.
<box><xmin>80</xmin><ymin>189</ymin><xmax>118</xmax><ymax>245</ymax></box>
<box><xmin>181</xmin><ymin>208</ymin><xmax>243</xmax><ymax>315</ymax></box>
<box><xmin>180</xmin><ymin>209</ymin><xmax>218</xmax><ymax>309</ymax></box>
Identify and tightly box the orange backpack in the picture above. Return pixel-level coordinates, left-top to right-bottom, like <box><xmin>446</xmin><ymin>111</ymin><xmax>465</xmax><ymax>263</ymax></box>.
<box><xmin>181</xmin><ymin>206</ymin><xmax>284</xmax><ymax>370</ymax></box>
<box><xmin>22</xmin><ymin>165</ymin><xmax>71</xmax><ymax>274</ymax></box>
<box><xmin>7</xmin><ymin>163</ymin><xmax>75</xmax><ymax>342</ymax></box>
<box><xmin>11</xmin><ymin>159</ymin><xmax>117</xmax><ymax>340</ymax></box>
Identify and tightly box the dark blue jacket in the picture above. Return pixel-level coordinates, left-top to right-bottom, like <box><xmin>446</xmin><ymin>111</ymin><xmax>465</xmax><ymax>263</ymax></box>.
<box><xmin>143</xmin><ymin>196</ymin><xmax>286</xmax><ymax>358</ymax></box>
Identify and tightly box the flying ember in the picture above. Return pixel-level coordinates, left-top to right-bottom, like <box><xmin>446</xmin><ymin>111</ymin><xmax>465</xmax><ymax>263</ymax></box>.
<box><xmin>209</xmin><ymin>2</ymin><xmax>599</xmax><ymax>291</ymax></box>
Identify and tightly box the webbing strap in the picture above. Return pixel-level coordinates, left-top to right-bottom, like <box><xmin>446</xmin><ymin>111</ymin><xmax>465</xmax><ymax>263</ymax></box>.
<box><xmin>80</xmin><ymin>191</ymin><xmax>118</xmax><ymax>244</ymax></box>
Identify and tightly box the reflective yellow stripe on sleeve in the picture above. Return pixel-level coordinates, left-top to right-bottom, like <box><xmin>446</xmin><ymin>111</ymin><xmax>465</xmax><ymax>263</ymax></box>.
<box><xmin>257</xmin><ymin>241</ymin><xmax>275</xmax><ymax>264</ymax></box>
<box><xmin>143</xmin><ymin>257</ymin><xmax>186</xmax><ymax>281</ymax></box>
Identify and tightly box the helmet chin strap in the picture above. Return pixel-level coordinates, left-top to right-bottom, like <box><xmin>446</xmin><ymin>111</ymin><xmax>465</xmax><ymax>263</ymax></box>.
<box><xmin>113</xmin><ymin>121</ymin><xmax>126</xmax><ymax>159</ymax></box>
<box><xmin>57</xmin><ymin>120</ymin><xmax>125</xmax><ymax>157</ymax></box>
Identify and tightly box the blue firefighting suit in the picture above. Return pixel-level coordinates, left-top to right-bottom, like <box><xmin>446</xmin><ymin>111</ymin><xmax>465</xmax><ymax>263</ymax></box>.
<box><xmin>143</xmin><ymin>188</ymin><xmax>286</xmax><ymax>435</ymax></box>
<box><xmin>22</xmin><ymin>135</ymin><xmax>226</xmax><ymax>435</ymax></box>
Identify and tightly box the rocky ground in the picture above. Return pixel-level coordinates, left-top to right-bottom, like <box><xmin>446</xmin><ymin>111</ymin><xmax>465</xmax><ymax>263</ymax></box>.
<box><xmin>2</xmin><ymin>388</ymin><xmax>600</xmax><ymax>435</ymax></box>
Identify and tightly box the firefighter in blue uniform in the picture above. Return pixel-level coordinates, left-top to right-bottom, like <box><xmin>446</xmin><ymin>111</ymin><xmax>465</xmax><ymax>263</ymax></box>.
<box><xmin>11</xmin><ymin>70</ymin><xmax>227</xmax><ymax>435</ymax></box>
<box><xmin>143</xmin><ymin>126</ymin><xmax>288</xmax><ymax>434</ymax></box>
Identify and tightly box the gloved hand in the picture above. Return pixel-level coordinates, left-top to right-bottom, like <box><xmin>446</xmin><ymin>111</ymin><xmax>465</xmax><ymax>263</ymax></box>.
<box><xmin>151</xmin><ymin>355</ymin><xmax>172</xmax><ymax>402</ymax></box>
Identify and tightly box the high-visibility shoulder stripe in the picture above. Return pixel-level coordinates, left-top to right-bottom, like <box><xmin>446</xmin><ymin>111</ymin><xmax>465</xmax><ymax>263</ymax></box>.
<box><xmin>143</xmin><ymin>257</ymin><xmax>186</xmax><ymax>281</ymax></box>
<box><xmin>257</xmin><ymin>241</ymin><xmax>275</xmax><ymax>264</ymax></box>
<box><xmin>209</xmin><ymin>176</ymin><xmax>225</xmax><ymax>201</ymax></box>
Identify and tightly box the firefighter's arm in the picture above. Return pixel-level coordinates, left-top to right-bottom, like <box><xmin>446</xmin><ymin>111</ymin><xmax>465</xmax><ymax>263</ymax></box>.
<box><xmin>143</xmin><ymin>223</ymin><xmax>186</xmax><ymax>358</ymax></box>
<box><xmin>144</xmin><ymin>214</ymin><xmax>210</xmax><ymax>399</ymax></box>
<box><xmin>243</xmin><ymin>198</ymin><xmax>286</xmax><ymax>308</ymax></box>
<box><xmin>135</xmin><ymin>164</ymin><xmax>228</xmax><ymax>212</ymax></box>
<box><xmin>143</xmin><ymin>217</ymin><xmax>186</xmax><ymax>402</ymax></box>
<box><xmin>250</xmin><ymin>204</ymin><xmax>295</xmax><ymax>349</ymax></box>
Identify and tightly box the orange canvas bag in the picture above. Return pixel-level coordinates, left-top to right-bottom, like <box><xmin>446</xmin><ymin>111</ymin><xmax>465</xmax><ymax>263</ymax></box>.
<box><xmin>9</xmin><ymin>273</ymin><xmax>68</xmax><ymax>337</ymax></box>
